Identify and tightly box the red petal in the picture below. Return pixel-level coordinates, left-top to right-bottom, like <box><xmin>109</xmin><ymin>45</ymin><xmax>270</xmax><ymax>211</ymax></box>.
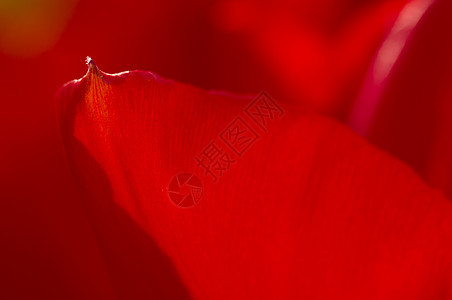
<box><xmin>57</xmin><ymin>60</ymin><xmax>452</xmax><ymax>298</ymax></box>
<box><xmin>349</xmin><ymin>0</ymin><xmax>452</xmax><ymax>198</ymax></box>
<box><xmin>215</xmin><ymin>0</ymin><xmax>410</xmax><ymax>117</ymax></box>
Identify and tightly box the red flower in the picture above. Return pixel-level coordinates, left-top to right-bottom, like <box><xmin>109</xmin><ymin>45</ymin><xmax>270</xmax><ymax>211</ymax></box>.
<box><xmin>1</xmin><ymin>0</ymin><xmax>452</xmax><ymax>298</ymax></box>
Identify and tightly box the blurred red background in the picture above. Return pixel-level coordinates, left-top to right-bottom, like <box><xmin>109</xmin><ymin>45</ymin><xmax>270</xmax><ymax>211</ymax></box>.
<box><xmin>0</xmin><ymin>0</ymin><xmax>450</xmax><ymax>298</ymax></box>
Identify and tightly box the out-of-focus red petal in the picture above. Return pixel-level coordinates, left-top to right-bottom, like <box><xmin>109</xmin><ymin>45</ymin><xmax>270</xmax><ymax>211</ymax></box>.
<box><xmin>349</xmin><ymin>0</ymin><xmax>452</xmax><ymax>198</ymax></box>
<box><xmin>214</xmin><ymin>0</ymin><xmax>410</xmax><ymax>118</ymax></box>
<box><xmin>57</xmin><ymin>61</ymin><xmax>452</xmax><ymax>298</ymax></box>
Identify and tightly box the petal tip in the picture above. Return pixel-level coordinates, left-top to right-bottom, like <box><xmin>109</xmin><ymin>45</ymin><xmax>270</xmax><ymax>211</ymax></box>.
<box><xmin>86</xmin><ymin>56</ymin><xmax>95</xmax><ymax>67</ymax></box>
<box><xmin>85</xmin><ymin>56</ymin><xmax>103</xmax><ymax>79</ymax></box>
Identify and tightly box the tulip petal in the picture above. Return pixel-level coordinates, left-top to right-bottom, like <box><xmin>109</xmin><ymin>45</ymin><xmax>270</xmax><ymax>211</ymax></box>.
<box><xmin>57</xmin><ymin>60</ymin><xmax>452</xmax><ymax>298</ymax></box>
<box><xmin>349</xmin><ymin>0</ymin><xmax>452</xmax><ymax>198</ymax></box>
